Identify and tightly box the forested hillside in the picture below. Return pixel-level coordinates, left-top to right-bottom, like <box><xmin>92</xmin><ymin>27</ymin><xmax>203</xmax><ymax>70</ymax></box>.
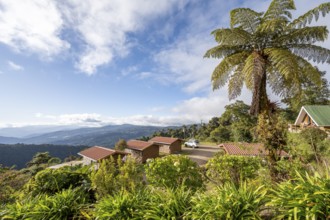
<box><xmin>0</xmin><ymin>144</ymin><xmax>87</xmax><ymax>169</ymax></box>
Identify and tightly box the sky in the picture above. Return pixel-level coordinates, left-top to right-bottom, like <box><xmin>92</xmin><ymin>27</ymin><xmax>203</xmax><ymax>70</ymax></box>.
<box><xmin>0</xmin><ymin>0</ymin><xmax>329</xmax><ymax>128</ymax></box>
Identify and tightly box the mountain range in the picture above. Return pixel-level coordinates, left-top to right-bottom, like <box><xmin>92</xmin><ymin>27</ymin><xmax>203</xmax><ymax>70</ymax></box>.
<box><xmin>0</xmin><ymin>124</ymin><xmax>168</xmax><ymax>147</ymax></box>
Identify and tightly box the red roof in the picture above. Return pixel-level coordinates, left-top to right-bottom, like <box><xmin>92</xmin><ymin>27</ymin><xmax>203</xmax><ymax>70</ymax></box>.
<box><xmin>149</xmin><ymin>136</ymin><xmax>180</xmax><ymax>145</ymax></box>
<box><xmin>127</xmin><ymin>140</ymin><xmax>155</xmax><ymax>151</ymax></box>
<box><xmin>219</xmin><ymin>143</ymin><xmax>289</xmax><ymax>157</ymax></box>
<box><xmin>78</xmin><ymin>146</ymin><xmax>127</xmax><ymax>161</ymax></box>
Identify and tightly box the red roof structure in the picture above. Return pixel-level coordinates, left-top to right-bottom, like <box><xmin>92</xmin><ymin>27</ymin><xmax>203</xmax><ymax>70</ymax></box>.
<box><xmin>78</xmin><ymin>146</ymin><xmax>127</xmax><ymax>161</ymax></box>
<box><xmin>149</xmin><ymin>136</ymin><xmax>180</xmax><ymax>145</ymax></box>
<box><xmin>219</xmin><ymin>143</ymin><xmax>289</xmax><ymax>157</ymax></box>
<box><xmin>127</xmin><ymin>140</ymin><xmax>154</xmax><ymax>151</ymax></box>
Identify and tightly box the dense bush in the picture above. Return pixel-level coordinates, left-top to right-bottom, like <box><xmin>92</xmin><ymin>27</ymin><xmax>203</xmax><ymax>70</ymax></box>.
<box><xmin>144</xmin><ymin>186</ymin><xmax>193</xmax><ymax>219</ymax></box>
<box><xmin>25</xmin><ymin>165</ymin><xmax>91</xmax><ymax>196</ymax></box>
<box><xmin>206</xmin><ymin>155</ymin><xmax>262</xmax><ymax>185</ymax></box>
<box><xmin>1</xmin><ymin>188</ymin><xmax>89</xmax><ymax>220</ymax></box>
<box><xmin>91</xmin><ymin>155</ymin><xmax>144</xmax><ymax>199</ymax></box>
<box><xmin>95</xmin><ymin>185</ymin><xmax>193</xmax><ymax>219</ymax></box>
<box><xmin>94</xmin><ymin>189</ymin><xmax>149</xmax><ymax>219</ymax></box>
<box><xmin>187</xmin><ymin>182</ymin><xmax>268</xmax><ymax>219</ymax></box>
<box><xmin>268</xmin><ymin>171</ymin><xmax>330</xmax><ymax>219</ymax></box>
<box><xmin>145</xmin><ymin>155</ymin><xmax>203</xmax><ymax>191</ymax></box>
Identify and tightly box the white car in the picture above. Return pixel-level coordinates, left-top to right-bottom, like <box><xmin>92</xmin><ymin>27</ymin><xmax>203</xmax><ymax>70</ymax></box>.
<box><xmin>184</xmin><ymin>139</ymin><xmax>199</xmax><ymax>148</ymax></box>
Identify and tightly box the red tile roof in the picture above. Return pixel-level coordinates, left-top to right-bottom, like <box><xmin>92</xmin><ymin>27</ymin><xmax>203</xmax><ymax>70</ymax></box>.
<box><xmin>78</xmin><ymin>146</ymin><xmax>127</xmax><ymax>161</ymax></box>
<box><xmin>127</xmin><ymin>140</ymin><xmax>155</xmax><ymax>151</ymax></box>
<box><xmin>219</xmin><ymin>143</ymin><xmax>289</xmax><ymax>157</ymax></box>
<box><xmin>149</xmin><ymin>136</ymin><xmax>180</xmax><ymax>145</ymax></box>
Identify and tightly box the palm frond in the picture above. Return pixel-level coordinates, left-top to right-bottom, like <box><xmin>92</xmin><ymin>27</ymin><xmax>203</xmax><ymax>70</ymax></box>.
<box><xmin>228</xmin><ymin>64</ymin><xmax>244</xmax><ymax>100</ymax></box>
<box><xmin>289</xmin><ymin>44</ymin><xmax>330</xmax><ymax>64</ymax></box>
<box><xmin>211</xmin><ymin>52</ymin><xmax>249</xmax><ymax>90</ymax></box>
<box><xmin>263</xmin><ymin>0</ymin><xmax>295</xmax><ymax>21</ymax></box>
<box><xmin>296</xmin><ymin>56</ymin><xmax>322</xmax><ymax>87</ymax></box>
<box><xmin>242</xmin><ymin>51</ymin><xmax>266</xmax><ymax>90</ymax></box>
<box><xmin>230</xmin><ymin>8</ymin><xmax>263</xmax><ymax>33</ymax></box>
<box><xmin>211</xmin><ymin>28</ymin><xmax>252</xmax><ymax>45</ymax></box>
<box><xmin>276</xmin><ymin>26</ymin><xmax>328</xmax><ymax>45</ymax></box>
<box><xmin>265</xmin><ymin>48</ymin><xmax>300</xmax><ymax>81</ymax></box>
<box><xmin>204</xmin><ymin>45</ymin><xmax>251</xmax><ymax>59</ymax></box>
<box><xmin>289</xmin><ymin>3</ymin><xmax>330</xmax><ymax>28</ymax></box>
<box><xmin>259</xmin><ymin>0</ymin><xmax>295</xmax><ymax>32</ymax></box>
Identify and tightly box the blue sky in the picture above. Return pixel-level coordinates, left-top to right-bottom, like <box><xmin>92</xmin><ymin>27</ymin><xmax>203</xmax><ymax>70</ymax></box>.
<box><xmin>0</xmin><ymin>0</ymin><xmax>329</xmax><ymax>127</ymax></box>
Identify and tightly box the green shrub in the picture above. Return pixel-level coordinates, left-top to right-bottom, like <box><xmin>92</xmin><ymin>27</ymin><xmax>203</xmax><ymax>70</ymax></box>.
<box><xmin>145</xmin><ymin>155</ymin><xmax>203</xmax><ymax>191</ymax></box>
<box><xmin>91</xmin><ymin>155</ymin><xmax>144</xmax><ymax>199</ymax></box>
<box><xmin>1</xmin><ymin>188</ymin><xmax>89</xmax><ymax>220</ymax></box>
<box><xmin>25</xmin><ymin>165</ymin><xmax>91</xmax><ymax>196</ymax></box>
<box><xmin>144</xmin><ymin>186</ymin><xmax>193</xmax><ymax>219</ymax></box>
<box><xmin>187</xmin><ymin>182</ymin><xmax>268</xmax><ymax>219</ymax></box>
<box><xmin>268</xmin><ymin>171</ymin><xmax>330</xmax><ymax>219</ymax></box>
<box><xmin>94</xmin><ymin>189</ymin><xmax>148</xmax><ymax>219</ymax></box>
<box><xmin>206</xmin><ymin>155</ymin><xmax>262</xmax><ymax>185</ymax></box>
<box><xmin>274</xmin><ymin>159</ymin><xmax>305</xmax><ymax>181</ymax></box>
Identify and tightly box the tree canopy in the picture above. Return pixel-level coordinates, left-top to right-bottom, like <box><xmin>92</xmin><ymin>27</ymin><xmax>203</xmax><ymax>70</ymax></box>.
<box><xmin>205</xmin><ymin>0</ymin><xmax>330</xmax><ymax>115</ymax></box>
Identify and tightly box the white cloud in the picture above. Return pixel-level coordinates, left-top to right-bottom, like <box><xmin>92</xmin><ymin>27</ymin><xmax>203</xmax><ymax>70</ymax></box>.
<box><xmin>0</xmin><ymin>0</ymin><xmax>69</xmax><ymax>57</ymax></box>
<box><xmin>153</xmin><ymin>36</ymin><xmax>218</xmax><ymax>93</ymax></box>
<box><xmin>8</xmin><ymin>61</ymin><xmax>23</xmax><ymax>71</ymax></box>
<box><xmin>62</xmin><ymin>0</ymin><xmax>187</xmax><ymax>75</ymax></box>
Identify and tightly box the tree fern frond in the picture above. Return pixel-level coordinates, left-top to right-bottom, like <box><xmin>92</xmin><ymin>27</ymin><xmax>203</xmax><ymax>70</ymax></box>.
<box><xmin>230</xmin><ymin>8</ymin><xmax>263</xmax><ymax>33</ymax></box>
<box><xmin>276</xmin><ymin>26</ymin><xmax>328</xmax><ymax>45</ymax></box>
<box><xmin>268</xmin><ymin>70</ymin><xmax>289</xmax><ymax>96</ymax></box>
<box><xmin>258</xmin><ymin>18</ymin><xmax>288</xmax><ymax>33</ymax></box>
<box><xmin>289</xmin><ymin>44</ymin><xmax>330</xmax><ymax>64</ymax></box>
<box><xmin>263</xmin><ymin>0</ymin><xmax>295</xmax><ymax>21</ymax></box>
<box><xmin>265</xmin><ymin>48</ymin><xmax>300</xmax><ymax>80</ymax></box>
<box><xmin>289</xmin><ymin>3</ymin><xmax>330</xmax><ymax>28</ymax></box>
<box><xmin>228</xmin><ymin>64</ymin><xmax>244</xmax><ymax>100</ymax></box>
<box><xmin>242</xmin><ymin>51</ymin><xmax>266</xmax><ymax>90</ymax></box>
<box><xmin>204</xmin><ymin>45</ymin><xmax>252</xmax><ymax>59</ymax></box>
<box><xmin>296</xmin><ymin>56</ymin><xmax>322</xmax><ymax>87</ymax></box>
<box><xmin>211</xmin><ymin>52</ymin><xmax>249</xmax><ymax>90</ymax></box>
<box><xmin>211</xmin><ymin>28</ymin><xmax>252</xmax><ymax>45</ymax></box>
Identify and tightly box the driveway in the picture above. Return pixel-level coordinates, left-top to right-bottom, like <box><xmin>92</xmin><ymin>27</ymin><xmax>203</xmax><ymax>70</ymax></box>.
<box><xmin>181</xmin><ymin>144</ymin><xmax>221</xmax><ymax>165</ymax></box>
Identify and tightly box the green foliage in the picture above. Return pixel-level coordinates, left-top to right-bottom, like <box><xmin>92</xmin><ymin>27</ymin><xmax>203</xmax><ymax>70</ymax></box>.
<box><xmin>205</xmin><ymin>0</ymin><xmax>330</xmax><ymax>115</ymax></box>
<box><xmin>26</xmin><ymin>152</ymin><xmax>55</xmax><ymax>167</ymax></box>
<box><xmin>0</xmin><ymin>167</ymin><xmax>30</xmax><ymax>204</ymax></box>
<box><xmin>274</xmin><ymin>159</ymin><xmax>306</xmax><ymax>181</ymax></box>
<box><xmin>94</xmin><ymin>189</ymin><xmax>147</xmax><ymax>219</ymax></box>
<box><xmin>300</xmin><ymin>127</ymin><xmax>328</xmax><ymax>164</ymax></box>
<box><xmin>91</xmin><ymin>156</ymin><xmax>144</xmax><ymax>199</ymax></box>
<box><xmin>1</xmin><ymin>188</ymin><xmax>89</xmax><ymax>220</ymax></box>
<box><xmin>282</xmin><ymin>70</ymin><xmax>330</xmax><ymax>115</ymax></box>
<box><xmin>187</xmin><ymin>182</ymin><xmax>268</xmax><ymax>219</ymax></box>
<box><xmin>145</xmin><ymin>155</ymin><xmax>203</xmax><ymax>191</ymax></box>
<box><xmin>114</xmin><ymin>139</ymin><xmax>127</xmax><ymax>151</ymax></box>
<box><xmin>255</xmin><ymin>112</ymin><xmax>287</xmax><ymax>163</ymax></box>
<box><xmin>0</xmin><ymin>144</ymin><xmax>87</xmax><ymax>169</ymax></box>
<box><xmin>144</xmin><ymin>186</ymin><xmax>193</xmax><ymax>219</ymax></box>
<box><xmin>25</xmin><ymin>165</ymin><xmax>91</xmax><ymax>196</ymax></box>
<box><xmin>206</xmin><ymin>155</ymin><xmax>262</xmax><ymax>186</ymax></box>
<box><xmin>268</xmin><ymin>171</ymin><xmax>330</xmax><ymax>219</ymax></box>
<box><xmin>94</xmin><ymin>185</ymin><xmax>194</xmax><ymax>220</ymax></box>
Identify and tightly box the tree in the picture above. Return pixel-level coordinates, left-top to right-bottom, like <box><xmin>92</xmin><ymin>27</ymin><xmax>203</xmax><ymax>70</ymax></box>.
<box><xmin>300</xmin><ymin>127</ymin><xmax>328</xmax><ymax>165</ymax></box>
<box><xmin>205</xmin><ymin>0</ymin><xmax>330</xmax><ymax>116</ymax></box>
<box><xmin>282</xmin><ymin>70</ymin><xmax>330</xmax><ymax>114</ymax></box>
<box><xmin>114</xmin><ymin>139</ymin><xmax>127</xmax><ymax>151</ymax></box>
<box><xmin>26</xmin><ymin>152</ymin><xmax>53</xmax><ymax>167</ymax></box>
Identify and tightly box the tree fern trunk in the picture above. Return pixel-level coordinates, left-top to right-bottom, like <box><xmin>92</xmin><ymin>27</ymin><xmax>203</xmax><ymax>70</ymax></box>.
<box><xmin>250</xmin><ymin>70</ymin><xmax>268</xmax><ymax>116</ymax></box>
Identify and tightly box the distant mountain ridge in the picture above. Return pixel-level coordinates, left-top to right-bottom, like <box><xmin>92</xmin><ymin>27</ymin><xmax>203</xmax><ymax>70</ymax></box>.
<box><xmin>0</xmin><ymin>124</ymin><xmax>170</xmax><ymax>147</ymax></box>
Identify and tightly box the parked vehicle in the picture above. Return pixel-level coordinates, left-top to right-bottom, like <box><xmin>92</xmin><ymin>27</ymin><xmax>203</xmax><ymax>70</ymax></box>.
<box><xmin>184</xmin><ymin>139</ymin><xmax>199</xmax><ymax>148</ymax></box>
